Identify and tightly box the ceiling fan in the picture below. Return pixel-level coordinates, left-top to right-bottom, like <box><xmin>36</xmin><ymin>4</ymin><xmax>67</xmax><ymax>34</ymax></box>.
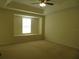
<box><xmin>32</xmin><ymin>0</ymin><xmax>54</xmax><ymax>7</ymax></box>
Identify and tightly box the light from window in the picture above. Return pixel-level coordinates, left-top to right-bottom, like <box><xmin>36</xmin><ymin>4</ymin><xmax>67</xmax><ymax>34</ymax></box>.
<box><xmin>22</xmin><ymin>17</ymin><xmax>31</xmax><ymax>33</ymax></box>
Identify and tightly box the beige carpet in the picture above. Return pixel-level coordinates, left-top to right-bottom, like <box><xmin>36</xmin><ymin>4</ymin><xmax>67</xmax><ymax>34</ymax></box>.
<box><xmin>0</xmin><ymin>40</ymin><xmax>79</xmax><ymax>59</ymax></box>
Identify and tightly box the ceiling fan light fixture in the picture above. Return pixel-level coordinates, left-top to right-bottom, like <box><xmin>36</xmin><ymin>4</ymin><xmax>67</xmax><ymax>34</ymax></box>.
<box><xmin>39</xmin><ymin>3</ymin><xmax>46</xmax><ymax>7</ymax></box>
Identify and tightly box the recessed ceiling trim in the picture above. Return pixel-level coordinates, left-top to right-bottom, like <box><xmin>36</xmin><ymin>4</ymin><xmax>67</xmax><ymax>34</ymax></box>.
<box><xmin>5</xmin><ymin>7</ymin><xmax>45</xmax><ymax>16</ymax></box>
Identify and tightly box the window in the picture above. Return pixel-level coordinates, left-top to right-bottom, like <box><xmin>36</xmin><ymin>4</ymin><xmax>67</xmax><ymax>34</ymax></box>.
<box><xmin>22</xmin><ymin>17</ymin><xmax>31</xmax><ymax>34</ymax></box>
<box><xmin>14</xmin><ymin>14</ymin><xmax>43</xmax><ymax>36</ymax></box>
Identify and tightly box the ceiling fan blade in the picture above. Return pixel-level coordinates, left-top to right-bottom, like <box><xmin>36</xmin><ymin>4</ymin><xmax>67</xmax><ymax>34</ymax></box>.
<box><xmin>32</xmin><ymin>3</ymin><xmax>39</xmax><ymax>4</ymax></box>
<box><xmin>40</xmin><ymin>0</ymin><xmax>51</xmax><ymax>1</ymax></box>
<box><xmin>47</xmin><ymin>0</ymin><xmax>50</xmax><ymax>1</ymax></box>
<box><xmin>39</xmin><ymin>0</ymin><xmax>44</xmax><ymax>2</ymax></box>
<box><xmin>46</xmin><ymin>2</ymin><xmax>54</xmax><ymax>5</ymax></box>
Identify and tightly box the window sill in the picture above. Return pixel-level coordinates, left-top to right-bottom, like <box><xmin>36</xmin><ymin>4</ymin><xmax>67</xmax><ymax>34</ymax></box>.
<box><xmin>14</xmin><ymin>34</ymin><xmax>41</xmax><ymax>36</ymax></box>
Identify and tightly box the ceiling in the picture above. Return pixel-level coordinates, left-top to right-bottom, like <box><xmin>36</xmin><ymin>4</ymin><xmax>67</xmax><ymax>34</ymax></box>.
<box><xmin>12</xmin><ymin>0</ymin><xmax>79</xmax><ymax>8</ymax></box>
<box><xmin>0</xmin><ymin>0</ymin><xmax>67</xmax><ymax>9</ymax></box>
<box><xmin>0</xmin><ymin>0</ymin><xmax>79</xmax><ymax>15</ymax></box>
<box><xmin>12</xmin><ymin>0</ymin><xmax>66</xmax><ymax>8</ymax></box>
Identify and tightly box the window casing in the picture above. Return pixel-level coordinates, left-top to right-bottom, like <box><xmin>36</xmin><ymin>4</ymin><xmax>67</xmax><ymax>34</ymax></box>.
<box><xmin>14</xmin><ymin>14</ymin><xmax>43</xmax><ymax>36</ymax></box>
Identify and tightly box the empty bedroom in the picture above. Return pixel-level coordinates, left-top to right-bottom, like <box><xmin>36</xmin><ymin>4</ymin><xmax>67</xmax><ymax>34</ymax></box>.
<box><xmin>0</xmin><ymin>0</ymin><xmax>79</xmax><ymax>59</ymax></box>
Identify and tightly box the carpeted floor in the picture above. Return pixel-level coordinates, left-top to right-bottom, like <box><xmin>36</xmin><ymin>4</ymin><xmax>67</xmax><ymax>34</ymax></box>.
<box><xmin>0</xmin><ymin>40</ymin><xmax>79</xmax><ymax>59</ymax></box>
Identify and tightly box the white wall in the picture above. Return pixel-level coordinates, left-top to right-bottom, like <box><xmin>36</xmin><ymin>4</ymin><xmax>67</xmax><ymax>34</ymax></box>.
<box><xmin>45</xmin><ymin>0</ymin><xmax>79</xmax><ymax>49</ymax></box>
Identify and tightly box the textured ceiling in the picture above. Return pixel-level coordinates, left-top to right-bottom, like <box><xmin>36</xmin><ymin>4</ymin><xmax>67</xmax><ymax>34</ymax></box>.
<box><xmin>12</xmin><ymin>0</ymin><xmax>68</xmax><ymax>5</ymax></box>
<box><xmin>12</xmin><ymin>0</ymin><xmax>57</xmax><ymax>8</ymax></box>
<box><xmin>13</xmin><ymin>0</ymin><xmax>42</xmax><ymax>8</ymax></box>
<box><xmin>0</xmin><ymin>0</ymin><xmax>79</xmax><ymax>15</ymax></box>
<box><xmin>0</xmin><ymin>0</ymin><xmax>79</xmax><ymax>8</ymax></box>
